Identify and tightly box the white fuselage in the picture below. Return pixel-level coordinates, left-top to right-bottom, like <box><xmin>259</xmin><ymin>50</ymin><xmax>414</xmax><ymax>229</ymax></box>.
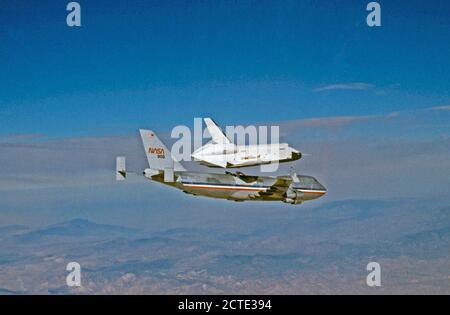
<box><xmin>191</xmin><ymin>142</ymin><xmax>301</xmax><ymax>168</ymax></box>
<box><xmin>143</xmin><ymin>169</ymin><xmax>326</xmax><ymax>204</ymax></box>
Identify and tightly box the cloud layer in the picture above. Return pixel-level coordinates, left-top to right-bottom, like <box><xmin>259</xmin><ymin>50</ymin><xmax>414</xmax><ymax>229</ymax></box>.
<box><xmin>313</xmin><ymin>82</ymin><xmax>375</xmax><ymax>92</ymax></box>
<box><xmin>0</xmin><ymin>105</ymin><xmax>449</xmax><ymax>227</ymax></box>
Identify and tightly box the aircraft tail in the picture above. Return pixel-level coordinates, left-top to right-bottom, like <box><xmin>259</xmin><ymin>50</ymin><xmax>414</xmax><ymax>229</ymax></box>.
<box><xmin>204</xmin><ymin>118</ymin><xmax>231</xmax><ymax>145</ymax></box>
<box><xmin>139</xmin><ymin>129</ymin><xmax>186</xmax><ymax>172</ymax></box>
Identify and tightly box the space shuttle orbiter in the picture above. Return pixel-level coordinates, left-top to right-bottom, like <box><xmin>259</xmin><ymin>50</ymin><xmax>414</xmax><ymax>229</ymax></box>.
<box><xmin>191</xmin><ymin>118</ymin><xmax>301</xmax><ymax>168</ymax></box>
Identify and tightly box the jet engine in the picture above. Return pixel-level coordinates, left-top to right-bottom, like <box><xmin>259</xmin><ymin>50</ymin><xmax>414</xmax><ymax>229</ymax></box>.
<box><xmin>283</xmin><ymin>188</ymin><xmax>303</xmax><ymax>204</ymax></box>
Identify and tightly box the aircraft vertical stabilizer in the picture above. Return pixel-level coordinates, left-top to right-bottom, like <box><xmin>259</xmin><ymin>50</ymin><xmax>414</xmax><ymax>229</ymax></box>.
<box><xmin>139</xmin><ymin>129</ymin><xmax>186</xmax><ymax>172</ymax></box>
<box><xmin>204</xmin><ymin>118</ymin><xmax>231</xmax><ymax>144</ymax></box>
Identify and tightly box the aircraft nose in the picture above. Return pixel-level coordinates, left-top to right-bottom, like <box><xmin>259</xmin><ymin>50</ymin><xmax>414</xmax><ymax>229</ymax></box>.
<box><xmin>292</xmin><ymin>151</ymin><xmax>302</xmax><ymax>160</ymax></box>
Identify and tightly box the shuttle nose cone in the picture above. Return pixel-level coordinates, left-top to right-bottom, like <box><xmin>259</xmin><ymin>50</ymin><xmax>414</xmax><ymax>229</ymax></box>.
<box><xmin>292</xmin><ymin>151</ymin><xmax>302</xmax><ymax>160</ymax></box>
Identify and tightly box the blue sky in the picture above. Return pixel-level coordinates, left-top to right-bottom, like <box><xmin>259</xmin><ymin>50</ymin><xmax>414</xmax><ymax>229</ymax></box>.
<box><xmin>1</xmin><ymin>0</ymin><xmax>449</xmax><ymax>137</ymax></box>
<box><xmin>1</xmin><ymin>1</ymin><xmax>450</xmax><ymax>228</ymax></box>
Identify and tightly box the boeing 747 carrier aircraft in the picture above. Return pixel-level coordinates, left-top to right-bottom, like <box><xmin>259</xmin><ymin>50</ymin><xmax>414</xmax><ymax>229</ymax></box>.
<box><xmin>116</xmin><ymin>130</ymin><xmax>326</xmax><ymax>205</ymax></box>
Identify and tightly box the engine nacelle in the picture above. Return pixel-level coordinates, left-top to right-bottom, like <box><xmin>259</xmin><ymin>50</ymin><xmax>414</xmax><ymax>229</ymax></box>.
<box><xmin>284</xmin><ymin>190</ymin><xmax>297</xmax><ymax>200</ymax></box>
<box><xmin>282</xmin><ymin>197</ymin><xmax>303</xmax><ymax>205</ymax></box>
<box><xmin>283</xmin><ymin>189</ymin><xmax>303</xmax><ymax>204</ymax></box>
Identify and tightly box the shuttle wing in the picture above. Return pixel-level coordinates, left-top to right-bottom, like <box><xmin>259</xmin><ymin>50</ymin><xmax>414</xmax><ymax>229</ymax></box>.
<box><xmin>204</xmin><ymin>118</ymin><xmax>231</xmax><ymax>145</ymax></box>
<box><xmin>198</xmin><ymin>155</ymin><xmax>228</xmax><ymax>168</ymax></box>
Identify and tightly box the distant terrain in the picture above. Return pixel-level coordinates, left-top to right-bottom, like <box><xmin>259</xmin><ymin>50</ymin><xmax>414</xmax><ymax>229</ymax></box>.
<box><xmin>0</xmin><ymin>199</ymin><xmax>449</xmax><ymax>294</ymax></box>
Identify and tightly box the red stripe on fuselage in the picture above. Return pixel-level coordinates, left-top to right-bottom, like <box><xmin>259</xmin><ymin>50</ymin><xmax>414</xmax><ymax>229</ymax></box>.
<box><xmin>183</xmin><ymin>183</ymin><xmax>266</xmax><ymax>192</ymax></box>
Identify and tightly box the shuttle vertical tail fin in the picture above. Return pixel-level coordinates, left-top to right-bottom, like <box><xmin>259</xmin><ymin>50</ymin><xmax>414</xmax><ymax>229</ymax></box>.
<box><xmin>204</xmin><ymin>118</ymin><xmax>232</xmax><ymax>145</ymax></box>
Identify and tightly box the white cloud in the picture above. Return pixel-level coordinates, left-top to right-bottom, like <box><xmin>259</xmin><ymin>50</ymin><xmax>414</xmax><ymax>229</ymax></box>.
<box><xmin>427</xmin><ymin>105</ymin><xmax>450</xmax><ymax>111</ymax></box>
<box><xmin>0</xmin><ymin>133</ymin><xmax>45</xmax><ymax>143</ymax></box>
<box><xmin>313</xmin><ymin>82</ymin><xmax>375</xmax><ymax>92</ymax></box>
<box><xmin>280</xmin><ymin>115</ymin><xmax>377</xmax><ymax>130</ymax></box>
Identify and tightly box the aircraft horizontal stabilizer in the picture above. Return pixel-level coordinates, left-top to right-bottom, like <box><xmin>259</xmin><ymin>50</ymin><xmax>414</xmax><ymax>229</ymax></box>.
<box><xmin>116</xmin><ymin>156</ymin><xmax>126</xmax><ymax>181</ymax></box>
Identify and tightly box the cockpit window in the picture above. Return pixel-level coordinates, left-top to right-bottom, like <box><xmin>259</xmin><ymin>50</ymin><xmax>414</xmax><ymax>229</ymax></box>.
<box><xmin>294</xmin><ymin>176</ymin><xmax>325</xmax><ymax>190</ymax></box>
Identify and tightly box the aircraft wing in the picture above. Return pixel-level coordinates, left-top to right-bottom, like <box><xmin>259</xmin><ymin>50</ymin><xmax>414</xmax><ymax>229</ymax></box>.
<box><xmin>197</xmin><ymin>155</ymin><xmax>228</xmax><ymax>168</ymax></box>
<box><xmin>204</xmin><ymin>118</ymin><xmax>231</xmax><ymax>145</ymax></box>
<box><xmin>258</xmin><ymin>176</ymin><xmax>292</xmax><ymax>196</ymax></box>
